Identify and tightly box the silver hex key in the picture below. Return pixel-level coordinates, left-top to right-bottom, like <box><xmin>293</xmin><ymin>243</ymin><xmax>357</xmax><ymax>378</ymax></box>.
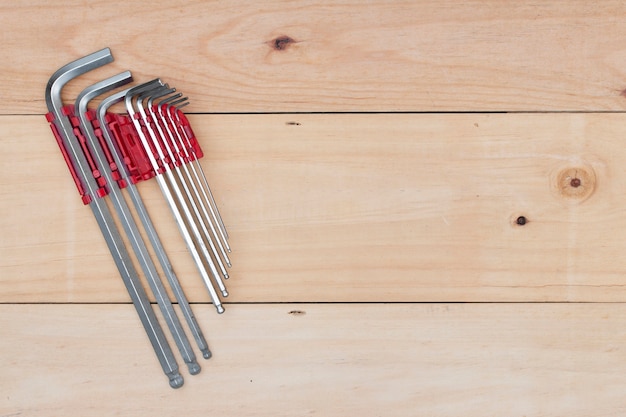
<box><xmin>44</xmin><ymin>48</ymin><xmax>231</xmax><ymax>388</ymax></box>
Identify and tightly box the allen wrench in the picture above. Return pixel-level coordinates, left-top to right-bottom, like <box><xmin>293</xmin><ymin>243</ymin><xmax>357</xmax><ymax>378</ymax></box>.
<box><xmin>157</xmin><ymin>97</ymin><xmax>231</xmax><ymax>258</ymax></box>
<box><xmin>96</xmin><ymin>89</ymin><xmax>212</xmax><ymax>360</ymax></box>
<box><xmin>153</xmin><ymin>92</ymin><xmax>231</xmax><ymax>273</ymax></box>
<box><xmin>137</xmin><ymin>86</ymin><xmax>228</xmax><ymax>293</ymax></box>
<box><xmin>156</xmin><ymin>93</ymin><xmax>230</xmax><ymax>248</ymax></box>
<box><xmin>172</xmin><ymin>102</ymin><xmax>230</xmax><ymax>246</ymax></box>
<box><xmin>44</xmin><ymin>49</ymin><xmax>184</xmax><ymax>388</ymax></box>
<box><xmin>147</xmin><ymin>89</ymin><xmax>227</xmax><ymax>267</ymax></box>
<box><xmin>75</xmin><ymin>73</ymin><xmax>200</xmax><ymax>375</ymax></box>
<box><xmin>125</xmin><ymin>81</ymin><xmax>226</xmax><ymax>313</ymax></box>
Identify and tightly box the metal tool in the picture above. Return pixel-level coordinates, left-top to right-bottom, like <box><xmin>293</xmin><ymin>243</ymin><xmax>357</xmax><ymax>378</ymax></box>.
<box><xmin>153</xmin><ymin>92</ymin><xmax>230</xmax><ymax>252</ymax></box>
<box><xmin>125</xmin><ymin>81</ymin><xmax>226</xmax><ymax>313</ymax></box>
<box><xmin>167</xmin><ymin>99</ymin><xmax>230</xmax><ymax>247</ymax></box>
<box><xmin>44</xmin><ymin>49</ymin><xmax>184</xmax><ymax>388</ymax></box>
<box><xmin>97</xmin><ymin>90</ymin><xmax>212</xmax><ymax>360</ymax></box>
<box><xmin>136</xmin><ymin>85</ymin><xmax>228</xmax><ymax>296</ymax></box>
<box><xmin>160</xmin><ymin>97</ymin><xmax>231</xmax><ymax>266</ymax></box>
<box><xmin>75</xmin><ymin>74</ymin><xmax>200</xmax><ymax>375</ymax></box>
<box><xmin>150</xmin><ymin>92</ymin><xmax>231</xmax><ymax>275</ymax></box>
<box><xmin>166</xmin><ymin>101</ymin><xmax>231</xmax><ymax>254</ymax></box>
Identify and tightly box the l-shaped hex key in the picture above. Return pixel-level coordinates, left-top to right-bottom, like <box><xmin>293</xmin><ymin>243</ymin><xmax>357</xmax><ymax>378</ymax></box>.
<box><xmin>152</xmin><ymin>94</ymin><xmax>230</xmax><ymax>253</ymax></box>
<box><xmin>138</xmin><ymin>87</ymin><xmax>229</xmax><ymax>296</ymax></box>
<box><xmin>125</xmin><ymin>81</ymin><xmax>225</xmax><ymax>313</ymax></box>
<box><xmin>156</xmin><ymin>95</ymin><xmax>232</xmax><ymax>272</ymax></box>
<box><xmin>97</xmin><ymin>89</ymin><xmax>212</xmax><ymax>359</ymax></box>
<box><xmin>146</xmin><ymin>89</ymin><xmax>231</xmax><ymax>280</ymax></box>
<box><xmin>44</xmin><ymin>49</ymin><xmax>183</xmax><ymax>389</ymax></box>
<box><xmin>75</xmin><ymin>73</ymin><xmax>200</xmax><ymax>375</ymax></box>
<box><xmin>158</xmin><ymin>95</ymin><xmax>230</xmax><ymax>246</ymax></box>
<box><xmin>162</xmin><ymin>97</ymin><xmax>231</xmax><ymax>254</ymax></box>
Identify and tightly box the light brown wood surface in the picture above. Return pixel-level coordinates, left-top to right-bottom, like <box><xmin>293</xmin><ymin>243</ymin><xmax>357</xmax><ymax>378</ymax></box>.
<box><xmin>4</xmin><ymin>1</ymin><xmax>626</xmax><ymax>113</ymax></box>
<box><xmin>2</xmin><ymin>113</ymin><xmax>626</xmax><ymax>302</ymax></box>
<box><xmin>2</xmin><ymin>0</ymin><xmax>626</xmax><ymax>414</ymax></box>
<box><xmin>2</xmin><ymin>303</ymin><xmax>626</xmax><ymax>416</ymax></box>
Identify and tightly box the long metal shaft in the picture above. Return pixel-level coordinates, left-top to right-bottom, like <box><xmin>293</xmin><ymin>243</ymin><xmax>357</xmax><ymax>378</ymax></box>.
<box><xmin>154</xmin><ymin>94</ymin><xmax>231</xmax><ymax>252</ymax></box>
<box><xmin>145</xmin><ymin>88</ymin><xmax>227</xmax><ymax>272</ymax></box>
<box><xmin>157</xmin><ymin>94</ymin><xmax>230</xmax><ymax>250</ymax></box>
<box><xmin>97</xmin><ymin>90</ymin><xmax>212</xmax><ymax>359</ymax></box>
<box><xmin>44</xmin><ymin>49</ymin><xmax>183</xmax><ymax>388</ymax></box>
<box><xmin>183</xmin><ymin>145</ymin><xmax>232</xmax><ymax>254</ymax></box>
<box><xmin>194</xmin><ymin>160</ymin><xmax>229</xmax><ymax>240</ymax></box>
<box><xmin>159</xmin><ymin>100</ymin><xmax>231</xmax><ymax>268</ymax></box>
<box><xmin>75</xmin><ymin>74</ymin><xmax>199</xmax><ymax>374</ymax></box>
<box><xmin>145</xmin><ymin>93</ymin><xmax>230</xmax><ymax>281</ymax></box>
<box><xmin>137</xmin><ymin>90</ymin><xmax>228</xmax><ymax>294</ymax></box>
<box><xmin>173</xmin><ymin>109</ymin><xmax>230</xmax><ymax>247</ymax></box>
<box><xmin>125</xmin><ymin>81</ymin><xmax>225</xmax><ymax>313</ymax></box>
<box><xmin>148</xmin><ymin>91</ymin><xmax>231</xmax><ymax>268</ymax></box>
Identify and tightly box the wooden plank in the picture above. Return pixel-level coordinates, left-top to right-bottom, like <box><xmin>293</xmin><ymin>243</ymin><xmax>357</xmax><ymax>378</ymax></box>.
<box><xmin>4</xmin><ymin>0</ymin><xmax>626</xmax><ymax>114</ymax></box>
<box><xmin>3</xmin><ymin>113</ymin><xmax>626</xmax><ymax>303</ymax></box>
<box><xmin>0</xmin><ymin>303</ymin><xmax>625</xmax><ymax>416</ymax></box>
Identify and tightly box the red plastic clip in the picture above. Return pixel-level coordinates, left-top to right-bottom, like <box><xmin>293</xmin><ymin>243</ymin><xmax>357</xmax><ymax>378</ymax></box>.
<box><xmin>65</xmin><ymin>106</ymin><xmax>108</xmax><ymax>199</ymax></box>
<box><xmin>153</xmin><ymin>105</ymin><xmax>185</xmax><ymax>167</ymax></box>
<box><xmin>175</xmin><ymin>109</ymin><xmax>204</xmax><ymax>160</ymax></box>
<box><xmin>158</xmin><ymin>105</ymin><xmax>204</xmax><ymax>164</ymax></box>
<box><xmin>106</xmin><ymin>113</ymin><xmax>156</xmax><ymax>184</ymax></box>
<box><xmin>46</xmin><ymin>96</ymin><xmax>208</xmax><ymax>202</ymax></box>
<box><xmin>88</xmin><ymin>110</ymin><xmax>126</xmax><ymax>188</ymax></box>
<box><xmin>45</xmin><ymin>111</ymin><xmax>92</xmax><ymax>205</ymax></box>
<box><xmin>143</xmin><ymin>112</ymin><xmax>174</xmax><ymax>170</ymax></box>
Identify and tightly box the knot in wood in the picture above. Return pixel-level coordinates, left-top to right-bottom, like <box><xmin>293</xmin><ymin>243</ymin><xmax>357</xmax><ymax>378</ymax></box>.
<box><xmin>269</xmin><ymin>35</ymin><xmax>296</xmax><ymax>51</ymax></box>
<box><xmin>555</xmin><ymin>166</ymin><xmax>596</xmax><ymax>202</ymax></box>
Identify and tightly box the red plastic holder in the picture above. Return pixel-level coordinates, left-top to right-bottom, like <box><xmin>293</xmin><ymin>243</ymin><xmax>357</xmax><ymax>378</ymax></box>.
<box><xmin>47</xmin><ymin>100</ymin><xmax>207</xmax><ymax>199</ymax></box>
<box><xmin>45</xmin><ymin>106</ymin><xmax>109</xmax><ymax>204</ymax></box>
<box><xmin>106</xmin><ymin>113</ymin><xmax>157</xmax><ymax>184</ymax></box>
<box><xmin>157</xmin><ymin>105</ymin><xmax>204</xmax><ymax>163</ymax></box>
<box><xmin>46</xmin><ymin>110</ymin><xmax>92</xmax><ymax>205</ymax></box>
<box><xmin>141</xmin><ymin>112</ymin><xmax>174</xmax><ymax>170</ymax></box>
<box><xmin>88</xmin><ymin>110</ymin><xmax>126</xmax><ymax>189</ymax></box>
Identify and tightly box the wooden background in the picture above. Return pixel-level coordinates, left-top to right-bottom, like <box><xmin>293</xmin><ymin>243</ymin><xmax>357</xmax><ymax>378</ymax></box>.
<box><xmin>2</xmin><ymin>1</ymin><xmax>626</xmax><ymax>415</ymax></box>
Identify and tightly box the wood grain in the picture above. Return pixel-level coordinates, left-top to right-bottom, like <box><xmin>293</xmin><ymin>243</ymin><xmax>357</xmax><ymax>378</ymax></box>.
<box><xmin>5</xmin><ymin>1</ymin><xmax>626</xmax><ymax>413</ymax></box>
<box><xmin>3</xmin><ymin>113</ymin><xmax>626</xmax><ymax>303</ymax></box>
<box><xmin>1</xmin><ymin>303</ymin><xmax>625</xmax><ymax>416</ymax></box>
<box><xmin>5</xmin><ymin>0</ymin><xmax>626</xmax><ymax>113</ymax></box>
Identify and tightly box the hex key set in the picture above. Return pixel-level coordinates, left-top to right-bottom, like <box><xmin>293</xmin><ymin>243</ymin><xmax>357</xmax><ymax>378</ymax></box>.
<box><xmin>44</xmin><ymin>48</ymin><xmax>231</xmax><ymax>388</ymax></box>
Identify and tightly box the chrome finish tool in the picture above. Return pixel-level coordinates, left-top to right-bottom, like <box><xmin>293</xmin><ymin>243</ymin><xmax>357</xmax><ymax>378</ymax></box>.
<box><xmin>75</xmin><ymin>74</ymin><xmax>200</xmax><ymax>375</ymax></box>
<box><xmin>44</xmin><ymin>49</ymin><xmax>183</xmax><ymax>388</ymax></box>
<box><xmin>97</xmin><ymin>90</ymin><xmax>212</xmax><ymax>360</ymax></box>
<box><xmin>125</xmin><ymin>82</ymin><xmax>226</xmax><ymax>313</ymax></box>
<box><xmin>44</xmin><ymin>47</ymin><xmax>234</xmax><ymax>388</ymax></box>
